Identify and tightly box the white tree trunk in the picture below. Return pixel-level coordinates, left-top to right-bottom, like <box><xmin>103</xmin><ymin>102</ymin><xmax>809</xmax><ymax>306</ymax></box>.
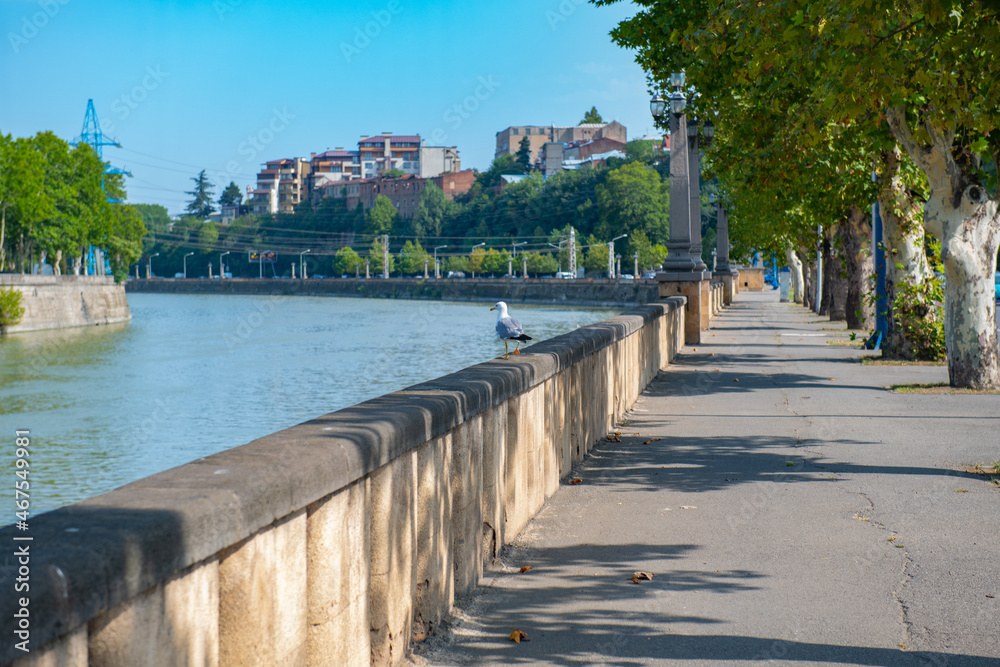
<box><xmin>887</xmin><ymin>106</ymin><xmax>1000</xmax><ymax>388</ymax></box>
<box><xmin>53</xmin><ymin>249</ymin><xmax>62</xmax><ymax>276</ymax></box>
<box><xmin>878</xmin><ymin>147</ymin><xmax>930</xmax><ymax>358</ymax></box>
<box><xmin>785</xmin><ymin>246</ymin><xmax>805</xmax><ymax>304</ymax></box>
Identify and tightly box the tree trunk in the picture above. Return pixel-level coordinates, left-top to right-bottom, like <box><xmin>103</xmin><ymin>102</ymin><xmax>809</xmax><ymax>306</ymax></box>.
<box><xmin>803</xmin><ymin>260</ymin><xmax>815</xmax><ymax>310</ymax></box>
<box><xmin>820</xmin><ymin>229</ymin><xmax>835</xmax><ymax>317</ymax></box>
<box><xmin>887</xmin><ymin>106</ymin><xmax>1000</xmax><ymax>388</ymax></box>
<box><xmin>827</xmin><ymin>227</ymin><xmax>849</xmax><ymax>321</ymax></box>
<box><xmin>785</xmin><ymin>246</ymin><xmax>805</xmax><ymax>304</ymax></box>
<box><xmin>841</xmin><ymin>205</ymin><xmax>874</xmax><ymax>331</ymax></box>
<box><xmin>878</xmin><ymin>147</ymin><xmax>931</xmax><ymax>360</ymax></box>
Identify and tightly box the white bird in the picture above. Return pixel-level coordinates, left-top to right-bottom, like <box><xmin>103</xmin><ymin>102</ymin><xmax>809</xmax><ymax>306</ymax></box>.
<box><xmin>490</xmin><ymin>301</ymin><xmax>532</xmax><ymax>359</ymax></box>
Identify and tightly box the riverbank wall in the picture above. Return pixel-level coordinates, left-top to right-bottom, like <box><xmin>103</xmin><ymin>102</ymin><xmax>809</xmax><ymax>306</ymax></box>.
<box><xmin>125</xmin><ymin>276</ymin><xmax>661</xmax><ymax>307</ymax></box>
<box><xmin>1</xmin><ymin>297</ymin><xmax>686</xmax><ymax>667</ymax></box>
<box><xmin>0</xmin><ymin>275</ymin><xmax>130</xmax><ymax>333</ymax></box>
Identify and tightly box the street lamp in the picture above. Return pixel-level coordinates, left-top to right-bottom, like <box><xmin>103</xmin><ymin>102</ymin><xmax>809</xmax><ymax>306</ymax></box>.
<box><xmin>183</xmin><ymin>252</ymin><xmax>194</xmax><ymax>279</ymax></box>
<box><xmin>512</xmin><ymin>240</ymin><xmax>527</xmax><ymax>256</ymax></box>
<box><xmin>434</xmin><ymin>245</ymin><xmax>448</xmax><ymax>279</ymax></box>
<box><xmin>147</xmin><ymin>252</ymin><xmax>159</xmax><ymax>279</ymax></box>
<box><xmin>608</xmin><ymin>234</ymin><xmax>627</xmax><ymax>279</ymax></box>
<box><xmin>299</xmin><ymin>249</ymin><xmax>311</xmax><ymax>280</ymax></box>
<box><xmin>219</xmin><ymin>251</ymin><xmax>230</xmax><ymax>279</ymax></box>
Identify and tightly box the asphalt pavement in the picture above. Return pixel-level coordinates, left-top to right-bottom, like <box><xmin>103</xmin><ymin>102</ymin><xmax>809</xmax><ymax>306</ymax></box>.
<box><xmin>415</xmin><ymin>291</ymin><xmax>1000</xmax><ymax>667</ymax></box>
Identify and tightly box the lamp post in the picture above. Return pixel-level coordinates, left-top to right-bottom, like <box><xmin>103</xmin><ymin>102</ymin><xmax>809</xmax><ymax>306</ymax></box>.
<box><xmin>147</xmin><ymin>252</ymin><xmax>159</xmax><ymax>279</ymax></box>
<box><xmin>219</xmin><ymin>251</ymin><xmax>230</xmax><ymax>279</ymax></box>
<box><xmin>651</xmin><ymin>75</ymin><xmax>702</xmax><ymax>273</ymax></box>
<box><xmin>608</xmin><ymin>234</ymin><xmax>627</xmax><ymax>279</ymax></box>
<box><xmin>471</xmin><ymin>242</ymin><xmax>485</xmax><ymax>278</ymax></box>
<box><xmin>434</xmin><ymin>245</ymin><xmax>448</xmax><ymax>279</ymax></box>
<box><xmin>183</xmin><ymin>252</ymin><xmax>194</xmax><ymax>279</ymax></box>
<box><xmin>634</xmin><ymin>251</ymin><xmax>639</xmax><ymax>278</ymax></box>
<box><xmin>512</xmin><ymin>240</ymin><xmax>526</xmax><ymax>257</ymax></box>
<box><xmin>299</xmin><ymin>249</ymin><xmax>311</xmax><ymax>280</ymax></box>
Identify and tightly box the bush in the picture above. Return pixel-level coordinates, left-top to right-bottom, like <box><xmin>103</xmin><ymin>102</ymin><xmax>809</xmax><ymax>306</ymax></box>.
<box><xmin>0</xmin><ymin>287</ymin><xmax>25</xmax><ymax>332</ymax></box>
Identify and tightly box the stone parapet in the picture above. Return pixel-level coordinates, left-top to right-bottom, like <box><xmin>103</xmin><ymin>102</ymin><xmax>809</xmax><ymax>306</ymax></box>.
<box><xmin>0</xmin><ymin>275</ymin><xmax>130</xmax><ymax>333</ymax></box>
<box><xmin>2</xmin><ymin>298</ymin><xmax>686</xmax><ymax>667</ymax></box>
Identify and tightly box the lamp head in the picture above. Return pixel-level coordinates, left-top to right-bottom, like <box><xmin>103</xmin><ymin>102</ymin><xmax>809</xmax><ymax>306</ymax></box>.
<box><xmin>650</xmin><ymin>95</ymin><xmax>666</xmax><ymax>119</ymax></box>
<box><xmin>670</xmin><ymin>92</ymin><xmax>686</xmax><ymax>118</ymax></box>
<box><xmin>670</xmin><ymin>71</ymin><xmax>686</xmax><ymax>91</ymax></box>
<box><xmin>703</xmin><ymin>119</ymin><xmax>715</xmax><ymax>144</ymax></box>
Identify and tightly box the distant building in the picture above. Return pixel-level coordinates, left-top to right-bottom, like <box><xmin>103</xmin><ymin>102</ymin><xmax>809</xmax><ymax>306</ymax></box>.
<box><xmin>495</xmin><ymin>120</ymin><xmax>627</xmax><ymax>166</ymax></box>
<box><xmin>316</xmin><ymin>169</ymin><xmax>475</xmax><ymax>219</ymax></box>
<box><xmin>250</xmin><ymin>157</ymin><xmax>311</xmax><ymax>215</ymax></box>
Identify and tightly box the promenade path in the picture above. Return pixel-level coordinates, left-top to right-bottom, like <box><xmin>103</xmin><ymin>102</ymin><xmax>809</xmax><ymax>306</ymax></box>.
<box><xmin>416</xmin><ymin>291</ymin><xmax>1000</xmax><ymax>666</ymax></box>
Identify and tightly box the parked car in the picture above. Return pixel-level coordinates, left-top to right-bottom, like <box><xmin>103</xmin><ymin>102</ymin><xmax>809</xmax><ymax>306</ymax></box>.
<box><xmin>641</xmin><ymin>271</ymin><xmax>658</xmax><ymax>279</ymax></box>
<box><xmin>620</xmin><ymin>274</ymin><xmax>634</xmax><ymax>280</ymax></box>
<box><xmin>447</xmin><ymin>271</ymin><xmax>466</xmax><ymax>278</ymax></box>
<box><xmin>554</xmin><ymin>271</ymin><xmax>574</xmax><ymax>279</ymax></box>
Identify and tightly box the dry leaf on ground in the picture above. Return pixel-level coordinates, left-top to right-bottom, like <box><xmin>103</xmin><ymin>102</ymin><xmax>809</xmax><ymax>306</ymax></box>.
<box><xmin>631</xmin><ymin>571</ymin><xmax>654</xmax><ymax>583</ymax></box>
<box><xmin>520</xmin><ymin>566</ymin><xmax>533</xmax><ymax>573</ymax></box>
<box><xmin>680</xmin><ymin>505</ymin><xmax>697</xmax><ymax>509</ymax></box>
<box><xmin>568</xmin><ymin>477</ymin><xmax>583</xmax><ymax>485</ymax></box>
<box><xmin>510</xmin><ymin>630</ymin><xmax>530</xmax><ymax>643</ymax></box>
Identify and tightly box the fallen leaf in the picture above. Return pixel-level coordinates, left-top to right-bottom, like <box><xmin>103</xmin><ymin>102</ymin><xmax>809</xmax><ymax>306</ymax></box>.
<box><xmin>631</xmin><ymin>571</ymin><xmax>654</xmax><ymax>583</ymax></box>
<box><xmin>568</xmin><ymin>477</ymin><xmax>583</xmax><ymax>485</ymax></box>
<box><xmin>827</xmin><ymin>378</ymin><xmax>836</xmax><ymax>381</ymax></box>
<box><xmin>955</xmin><ymin>489</ymin><xmax>968</xmax><ymax>492</ymax></box>
<box><xmin>509</xmin><ymin>629</ymin><xmax>530</xmax><ymax>643</ymax></box>
<box><xmin>786</xmin><ymin>462</ymin><xmax>795</xmax><ymax>467</ymax></box>
<box><xmin>680</xmin><ymin>505</ymin><xmax>697</xmax><ymax>509</ymax></box>
<box><xmin>733</xmin><ymin>378</ymin><xmax>740</xmax><ymax>382</ymax></box>
<box><xmin>692</xmin><ymin>347</ymin><xmax>697</xmax><ymax>351</ymax></box>
<box><xmin>713</xmin><ymin>368</ymin><xmax>720</xmax><ymax>372</ymax></box>
<box><xmin>605</xmin><ymin>434</ymin><xmax>621</xmax><ymax>442</ymax></box>
<box><xmin>710</xmin><ymin>352</ymin><xmax>715</xmax><ymax>356</ymax></box>
<box><xmin>520</xmin><ymin>565</ymin><xmax>533</xmax><ymax>573</ymax></box>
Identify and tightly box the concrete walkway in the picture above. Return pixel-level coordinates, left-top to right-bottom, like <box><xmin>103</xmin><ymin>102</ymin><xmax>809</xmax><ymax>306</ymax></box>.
<box><xmin>416</xmin><ymin>291</ymin><xmax>1000</xmax><ymax>666</ymax></box>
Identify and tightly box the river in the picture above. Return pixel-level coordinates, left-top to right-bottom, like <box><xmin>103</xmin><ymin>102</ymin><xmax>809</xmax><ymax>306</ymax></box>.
<box><xmin>0</xmin><ymin>293</ymin><xmax>614</xmax><ymax>519</ymax></box>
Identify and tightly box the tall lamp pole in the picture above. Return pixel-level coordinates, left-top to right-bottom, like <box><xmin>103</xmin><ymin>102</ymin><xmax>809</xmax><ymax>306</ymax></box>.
<box><xmin>300</xmin><ymin>249</ymin><xmax>311</xmax><ymax>280</ymax></box>
<box><xmin>147</xmin><ymin>252</ymin><xmax>159</xmax><ymax>279</ymax></box>
<box><xmin>608</xmin><ymin>234</ymin><xmax>627</xmax><ymax>278</ymax></box>
<box><xmin>471</xmin><ymin>242</ymin><xmax>485</xmax><ymax>278</ymax></box>
<box><xmin>183</xmin><ymin>252</ymin><xmax>194</xmax><ymax>279</ymax></box>
<box><xmin>219</xmin><ymin>251</ymin><xmax>230</xmax><ymax>279</ymax></box>
<box><xmin>434</xmin><ymin>245</ymin><xmax>448</xmax><ymax>279</ymax></box>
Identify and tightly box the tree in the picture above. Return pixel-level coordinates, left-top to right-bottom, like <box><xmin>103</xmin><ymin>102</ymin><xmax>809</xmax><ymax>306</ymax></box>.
<box><xmin>481</xmin><ymin>248</ymin><xmax>511</xmax><ymax>276</ymax></box>
<box><xmin>580</xmin><ymin>106</ymin><xmax>604</xmax><ymax>124</ymax></box>
<box><xmin>595</xmin><ymin>161</ymin><xmax>669</xmax><ymax>244</ymax></box>
<box><xmin>332</xmin><ymin>246</ymin><xmax>363</xmax><ymax>276</ymax></box>
<box><xmin>399</xmin><ymin>239</ymin><xmax>430</xmax><ymax>275</ymax></box>
<box><xmin>185</xmin><ymin>170</ymin><xmax>216</xmax><ymax>219</ymax></box>
<box><xmin>526</xmin><ymin>252</ymin><xmax>559</xmax><ymax>276</ymax></box>
<box><xmin>197</xmin><ymin>222</ymin><xmax>219</xmax><ymax>253</ymax></box>
<box><xmin>368</xmin><ymin>236</ymin><xmax>394</xmax><ymax>275</ymax></box>
<box><xmin>382</xmin><ymin>168</ymin><xmax>405</xmax><ymax>178</ymax></box>
<box><xmin>365</xmin><ymin>195</ymin><xmax>398</xmax><ymax>235</ymax></box>
<box><xmin>583</xmin><ymin>234</ymin><xmax>609</xmax><ymax>273</ymax></box>
<box><xmin>627</xmin><ymin>229</ymin><xmax>666</xmax><ymax>272</ymax></box>
<box><xmin>516</xmin><ymin>136</ymin><xmax>532</xmax><ymax>173</ymax></box>
<box><xmin>411</xmin><ymin>183</ymin><xmax>458</xmax><ymax>237</ymax></box>
<box><xmin>0</xmin><ymin>134</ymin><xmax>47</xmax><ymax>272</ymax></box>
<box><xmin>219</xmin><ymin>181</ymin><xmax>242</xmax><ymax>208</ymax></box>
<box><xmin>468</xmin><ymin>246</ymin><xmax>486</xmax><ymax>276</ymax></box>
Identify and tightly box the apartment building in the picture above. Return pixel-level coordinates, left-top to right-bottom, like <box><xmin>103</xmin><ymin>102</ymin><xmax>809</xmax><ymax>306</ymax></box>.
<box><xmin>250</xmin><ymin>157</ymin><xmax>311</xmax><ymax>215</ymax></box>
<box><xmin>495</xmin><ymin>120</ymin><xmax>627</xmax><ymax>166</ymax></box>
<box><xmin>307</xmin><ymin>149</ymin><xmax>361</xmax><ymax>204</ymax></box>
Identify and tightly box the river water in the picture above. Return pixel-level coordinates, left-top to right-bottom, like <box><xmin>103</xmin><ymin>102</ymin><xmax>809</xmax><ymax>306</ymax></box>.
<box><xmin>0</xmin><ymin>293</ymin><xmax>612</xmax><ymax>520</ymax></box>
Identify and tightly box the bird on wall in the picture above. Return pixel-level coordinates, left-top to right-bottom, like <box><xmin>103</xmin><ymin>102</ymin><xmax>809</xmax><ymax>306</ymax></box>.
<box><xmin>491</xmin><ymin>301</ymin><xmax>532</xmax><ymax>358</ymax></box>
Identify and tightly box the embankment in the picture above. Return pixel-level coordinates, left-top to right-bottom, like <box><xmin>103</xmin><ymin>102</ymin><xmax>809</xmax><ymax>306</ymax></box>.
<box><xmin>0</xmin><ymin>275</ymin><xmax>130</xmax><ymax>333</ymax></box>
<box><xmin>1</xmin><ymin>297</ymin><xmax>685</xmax><ymax>667</ymax></box>
<box><xmin>125</xmin><ymin>276</ymin><xmax>661</xmax><ymax>307</ymax></box>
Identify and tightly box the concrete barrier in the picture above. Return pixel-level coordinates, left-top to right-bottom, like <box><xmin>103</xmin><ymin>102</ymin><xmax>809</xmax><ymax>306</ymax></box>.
<box><xmin>1</xmin><ymin>298</ymin><xmax>685</xmax><ymax>667</ymax></box>
<box><xmin>125</xmin><ymin>277</ymin><xmax>661</xmax><ymax>308</ymax></box>
<box><xmin>738</xmin><ymin>267</ymin><xmax>765</xmax><ymax>291</ymax></box>
<box><xmin>0</xmin><ymin>275</ymin><xmax>130</xmax><ymax>333</ymax></box>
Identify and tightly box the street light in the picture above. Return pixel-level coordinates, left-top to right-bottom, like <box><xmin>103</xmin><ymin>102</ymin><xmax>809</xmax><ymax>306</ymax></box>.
<box><xmin>608</xmin><ymin>234</ymin><xmax>627</xmax><ymax>279</ymax></box>
<box><xmin>512</xmin><ymin>240</ymin><xmax>527</xmax><ymax>256</ymax></box>
<box><xmin>299</xmin><ymin>249</ymin><xmax>311</xmax><ymax>279</ymax></box>
<box><xmin>434</xmin><ymin>245</ymin><xmax>448</xmax><ymax>279</ymax></box>
<box><xmin>183</xmin><ymin>252</ymin><xmax>194</xmax><ymax>279</ymax></box>
<box><xmin>147</xmin><ymin>252</ymin><xmax>159</xmax><ymax>279</ymax></box>
<box><xmin>219</xmin><ymin>251</ymin><xmax>230</xmax><ymax>279</ymax></box>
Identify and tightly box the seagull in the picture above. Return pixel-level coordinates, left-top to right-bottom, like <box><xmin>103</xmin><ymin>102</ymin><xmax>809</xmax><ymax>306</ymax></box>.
<box><xmin>490</xmin><ymin>301</ymin><xmax>532</xmax><ymax>358</ymax></box>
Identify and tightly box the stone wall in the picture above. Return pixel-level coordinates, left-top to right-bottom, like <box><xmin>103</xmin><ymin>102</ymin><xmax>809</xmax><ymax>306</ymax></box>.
<box><xmin>1</xmin><ymin>298</ymin><xmax>686</xmax><ymax>667</ymax></box>
<box><xmin>125</xmin><ymin>277</ymin><xmax>661</xmax><ymax>308</ymax></box>
<box><xmin>0</xmin><ymin>275</ymin><xmax>130</xmax><ymax>333</ymax></box>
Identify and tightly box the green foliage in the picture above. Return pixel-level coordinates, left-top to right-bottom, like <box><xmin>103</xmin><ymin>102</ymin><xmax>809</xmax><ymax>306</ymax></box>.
<box><xmin>595</xmin><ymin>162</ymin><xmax>669</xmax><ymax>244</ymax></box>
<box><xmin>197</xmin><ymin>222</ymin><xmax>219</xmax><ymax>253</ymax></box>
<box><xmin>368</xmin><ymin>236</ymin><xmax>394</xmax><ymax>275</ymax></box>
<box><xmin>399</xmin><ymin>239</ymin><xmax>430</xmax><ymax>275</ymax></box>
<box><xmin>410</xmin><ymin>183</ymin><xmax>458</xmax><ymax>237</ymax></box>
<box><xmin>481</xmin><ymin>248</ymin><xmax>511</xmax><ymax>276</ymax></box>
<box><xmin>0</xmin><ymin>287</ymin><xmax>24</xmax><ymax>331</ymax></box>
<box><xmin>475</xmin><ymin>154</ymin><xmax>523</xmax><ymax>189</ymax></box>
<box><xmin>332</xmin><ymin>246</ymin><xmax>363</xmax><ymax>276</ymax></box>
<box><xmin>365</xmin><ymin>195</ymin><xmax>398</xmax><ymax>235</ymax></box>
<box><xmin>516</xmin><ymin>136</ymin><xmax>532</xmax><ymax>173</ymax></box>
<box><xmin>624</xmin><ymin>139</ymin><xmax>661</xmax><ymax>164</ymax></box>
<box><xmin>382</xmin><ymin>168</ymin><xmax>405</xmax><ymax>178</ymax></box>
<box><xmin>525</xmin><ymin>252</ymin><xmax>559</xmax><ymax>276</ymax></box>
<box><xmin>627</xmin><ymin>230</ymin><xmax>667</xmax><ymax>272</ymax></box>
<box><xmin>185</xmin><ymin>170</ymin><xmax>216</xmax><ymax>219</ymax></box>
<box><xmin>583</xmin><ymin>234</ymin><xmax>610</xmax><ymax>273</ymax></box>
<box><xmin>468</xmin><ymin>246</ymin><xmax>486</xmax><ymax>275</ymax></box>
<box><xmin>219</xmin><ymin>182</ymin><xmax>243</xmax><ymax>207</ymax></box>
<box><xmin>444</xmin><ymin>255</ymin><xmax>470</xmax><ymax>273</ymax></box>
<box><xmin>580</xmin><ymin>106</ymin><xmax>604</xmax><ymax>124</ymax></box>
<box><xmin>891</xmin><ymin>274</ymin><xmax>946</xmax><ymax>361</ymax></box>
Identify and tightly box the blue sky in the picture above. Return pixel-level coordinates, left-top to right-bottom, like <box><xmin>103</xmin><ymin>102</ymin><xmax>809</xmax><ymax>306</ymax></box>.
<box><xmin>0</xmin><ymin>0</ymin><xmax>654</xmax><ymax>216</ymax></box>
